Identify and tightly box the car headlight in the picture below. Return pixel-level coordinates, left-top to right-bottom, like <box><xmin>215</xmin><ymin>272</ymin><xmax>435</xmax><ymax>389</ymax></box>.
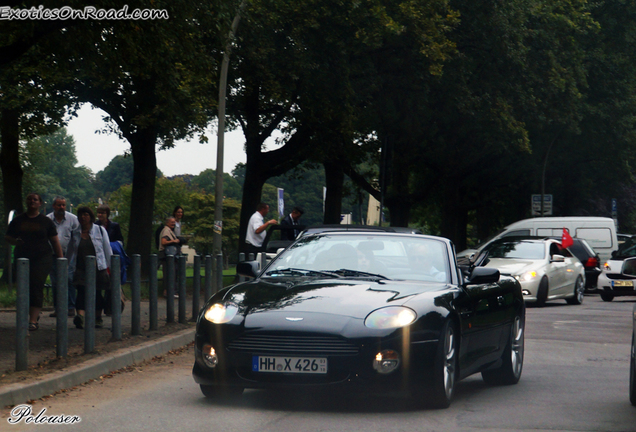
<box><xmin>364</xmin><ymin>307</ymin><xmax>417</xmax><ymax>329</ymax></box>
<box><xmin>204</xmin><ymin>302</ymin><xmax>239</xmax><ymax>324</ymax></box>
<box><xmin>515</xmin><ymin>271</ymin><xmax>537</xmax><ymax>282</ymax></box>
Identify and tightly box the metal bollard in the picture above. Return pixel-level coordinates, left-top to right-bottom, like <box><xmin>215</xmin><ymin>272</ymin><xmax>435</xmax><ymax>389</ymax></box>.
<box><xmin>178</xmin><ymin>255</ymin><xmax>187</xmax><ymax>324</ymax></box>
<box><xmin>216</xmin><ymin>254</ymin><xmax>223</xmax><ymax>293</ymax></box>
<box><xmin>204</xmin><ymin>255</ymin><xmax>213</xmax><ymax>300</ymax></box>
<box><xmin>110</xmin><ymin>255</ymin><xmax>122</xmax><ymax>341</ymax></box>
<box><xmin>248</xmin><ymin>253</ymin><xmax>254</xmax><ymax>261</ymax></box>
<box><xmin>55</xmin><ymin>258</ymin><xmax>69</xmax><ymax>358</ymax></box>
<box><xmin>149</xmin><ymin>255</ymin><xmax>158</xmax><ymax>331</ymax></box>
<box><xmin>192</xmin><ymin>255</ymin><xmax>201</xmax><ymax>319</ymax></box>
<box><xmin>131</xmin><ymin>254</ymin><xmax>141</xmax><ymax>335</ymax></box>
<box><xmin>239</xmin><ymin>253</ymin><xmax>245</xmax><ymax>262</ymax></box>
<box><xmin>166</xmin><ymin>255</ymin><xmax>175</xmax><ymax>323</ymax></box>
<box><xmin>84</xmin><ymin>256</ymin><xmax>96</xmax><ymax>353</ymax></box>
<box><xmin>15</xmin><ymin>259</ymin><xmax>29</xmax><ymax>371</ymax></box>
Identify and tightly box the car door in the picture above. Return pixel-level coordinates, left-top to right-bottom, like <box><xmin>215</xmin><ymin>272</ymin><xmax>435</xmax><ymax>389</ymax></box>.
<box><xmin>546</xmin><ymin>242</ymin><xmax>569</xmax><ymax>295</ymax></box>
<box><xmin>456</xmin><ymin>278</ymin><xmax>510</xmax><ymax>375</ymax></box>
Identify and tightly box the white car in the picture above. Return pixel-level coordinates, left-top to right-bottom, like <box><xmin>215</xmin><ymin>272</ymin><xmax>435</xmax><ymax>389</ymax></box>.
<box><xmin>475</xmin><ymin>238</ymin><xmax>585</xmax><ymax>306</ymax></box>
<box><xmin>597</xmin><ymin>237</ymin><xmax>636</xmax><ymax>301</ymax></box>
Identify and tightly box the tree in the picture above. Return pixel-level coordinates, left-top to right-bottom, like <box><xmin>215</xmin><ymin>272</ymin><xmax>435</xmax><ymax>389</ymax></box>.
<box><xmin>229</xmin><ymin>0</ymin><xmax>458</xmax><ymax>250</ymax></box>
<box><xmin>48</xmin><ymin>1</ymin><xmax>230</xmax><ymax>271</ymax></box>
<box><xmin>22</xmin><ymin>128</ymin><xmax>95</xmax><ymax>210</ymax></box>
<box><xmin>191</xmin><ymin>168</ymin><xmax>242</xmax><ymax>201</ymax></box>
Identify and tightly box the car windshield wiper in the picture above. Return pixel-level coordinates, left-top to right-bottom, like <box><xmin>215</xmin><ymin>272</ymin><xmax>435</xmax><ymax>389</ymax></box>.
<box><xmin>265</xmin><ymin>268</ymin><xmax>339</xmax><ymax>278</ymax></box>
<box><xmin>328</xmin><ymin>269</ymin><xmax>390</xmax><ymax>280</ymax></box>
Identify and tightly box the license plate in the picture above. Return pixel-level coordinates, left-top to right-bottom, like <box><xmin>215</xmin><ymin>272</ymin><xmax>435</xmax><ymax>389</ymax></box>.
<box><xmin>612</xmin><ymin>280</ymin><xmax>634</xmax><ymax>288</ymax></box>
<box><xmin>252</xmin><ymin>356</ymin><xmax>327</xmax><ymax>374</ymax></box>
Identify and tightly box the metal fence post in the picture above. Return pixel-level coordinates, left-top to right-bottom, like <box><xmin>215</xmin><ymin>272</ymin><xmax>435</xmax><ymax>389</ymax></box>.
<box><xmin>204</xmin><ymin>255</ymin><xmax>213</xmax><ymax>300</ymax></box>
<box><xmin>110</xmin><ymin>255</ymin><xmax>122</xmax><ymax>341</ymax></box>
<box><xmin>216</xmin><ymin>254</ymin><xmax>223</xmax><ymax>293</ymax></box>
<box><xmin>84</xmin><ymin>256</ymin><xmax>96</xmax><ymax>353</ymax></box>
<box><xmin>131</xmin><ymin>254</ymin><xmax>141</xmax><ymax>335</ymax></box>
<box><xmin>149</xmin><ymin>254</ymin><xmax>158</xmax><ymax>331</ymax></box>
<box><xmin>178</xmin><ymin>255</ymin><xmax>187</xmax><ymax>324</ymax></box>
<box><xmin>166</xmin><ymin>256</ymin><xmax>175</xmax><ymax>323</ymax></box>
<box><xmin>15</xmin><ymin>258</ymin><xmax>29</xmax><ymax>371</ymax></box>
<box><xmin>192</xmin><ymin>255</ymin><xmax>201</xmax><ymax>319</ymax></box>
<box><xmin>55</xmin><ymin>258</ymin><xmax>68</xmax><ymax>358</ymax></box>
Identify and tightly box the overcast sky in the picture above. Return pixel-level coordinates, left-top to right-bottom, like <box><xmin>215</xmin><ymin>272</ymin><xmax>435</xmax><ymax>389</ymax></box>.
<box><xmin>65</xmin><ymin>104</ymin><xmax>247</xmax><ymax>176</ymax></box>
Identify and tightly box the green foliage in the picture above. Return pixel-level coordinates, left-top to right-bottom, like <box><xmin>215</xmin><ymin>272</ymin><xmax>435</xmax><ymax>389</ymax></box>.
<box><xmin>190</xmin><ymin>168</ymin><xmax>242</xmax><ymax>201</ymax></box>
<box><xmin>22</xmin><ymin>128</ymin><xmax>95</xmax><ymax>210</ymax></box>
<box><xmin>94</xmin><ymin>155</ymin><xmax>165</xmax><ymax>196</ymax></box>
<box><xmin>187</xmin><ymin>193</ymin><xmax>241</xmax><ymax>260</ymax></box>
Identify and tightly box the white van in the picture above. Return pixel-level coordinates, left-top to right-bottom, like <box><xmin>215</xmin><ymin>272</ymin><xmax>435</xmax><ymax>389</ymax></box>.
<box><xmin>460</xmin><ymin>217</ymin><xmax>618</xmax><ymax>263</ymax></box>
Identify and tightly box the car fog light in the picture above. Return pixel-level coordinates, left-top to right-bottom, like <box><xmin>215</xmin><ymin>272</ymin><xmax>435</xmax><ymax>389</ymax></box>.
<box><xmin>373</xmin><ymin>349</ymin><xmax>400</xmax><ymax>374</ymax></box>
<box><xmin>522</xmin><ymin>289</ymin><xmax>531</xmax><ymax>295</ymax></box>
<box><xmin>202</xmin><ymin>344</ymin><xmax>218</xmax><ymax>368</ymax></box>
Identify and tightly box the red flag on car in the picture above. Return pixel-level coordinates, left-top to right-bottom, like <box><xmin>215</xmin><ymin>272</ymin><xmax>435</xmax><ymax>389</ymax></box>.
<box><xmin>561</xmin><ymin>228</ymin><xmax>574</xmax><ymax>248</ymax></box>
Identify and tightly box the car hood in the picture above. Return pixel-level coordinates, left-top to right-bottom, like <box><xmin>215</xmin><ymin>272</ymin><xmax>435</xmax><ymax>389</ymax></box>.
<box><xmin>219</xmin><ymin>277</ymin><xmax>449</xmax><ymax>323</ymax></box>
<box><xmin>484</xmin><ymin>258</ymin><xmax>540</xmax><ymax>276</ymax></box>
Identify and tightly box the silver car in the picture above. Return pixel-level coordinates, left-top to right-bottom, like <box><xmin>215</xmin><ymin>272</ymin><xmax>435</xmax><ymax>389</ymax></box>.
<box><xmin>477</xmin><ymin>239</ymin><xmax>585</xmax><ymax>306</ymax></box>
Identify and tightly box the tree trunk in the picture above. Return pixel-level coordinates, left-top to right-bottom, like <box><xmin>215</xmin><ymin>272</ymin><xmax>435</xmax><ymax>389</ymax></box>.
<box><xmin>127</xmin><ymin>129</ymin><xmax>158</xmax><ymax>275</ymax></box>
<box><xmin>0</xmin><ymin>108</ymin><xmax>23</xmax><ymax>283</ymax></box>
<box><xmin>323</xmin><ymin>161</ymin><xmax>344</xmax><ymax>224</ymax></box>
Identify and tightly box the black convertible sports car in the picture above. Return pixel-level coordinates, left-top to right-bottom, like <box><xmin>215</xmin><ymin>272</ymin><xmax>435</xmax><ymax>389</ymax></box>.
<box><xmin>193</xmin><ymin>231</ymin><xmax>525</xmax><ymax>408</ymax></box>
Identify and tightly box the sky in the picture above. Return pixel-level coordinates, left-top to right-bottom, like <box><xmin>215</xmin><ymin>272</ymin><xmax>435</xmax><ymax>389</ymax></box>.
<box><xmin>65</xmin><ymin>104</ymin><xmax>247</xmax><ymax>177</ymax></box>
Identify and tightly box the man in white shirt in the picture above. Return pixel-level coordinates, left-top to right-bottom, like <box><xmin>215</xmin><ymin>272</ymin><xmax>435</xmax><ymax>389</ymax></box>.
<box><xmin>245</xmin><ymin>202</ymin><xmax>277</xmax><ymax>255</ymax></box>
<box><xmin>47</xmin><ymin>196</ymin><xmax>81</xmax><ymax>317</ymax></box>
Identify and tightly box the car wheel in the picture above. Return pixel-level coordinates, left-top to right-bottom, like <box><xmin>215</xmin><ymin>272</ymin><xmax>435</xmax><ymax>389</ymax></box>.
<box><xmin>630</xmin><ymin>333</ymin><xmax>636</xmax><ymax>406</ymax></box>
<box><xmin>566</xmin><ymin>276</ymin><xmax>585</xmax><ymax>305</ymax></box>
<box><xmin>200</xmin><ymin>385</ymin><xmax>244</xmax><ymax>400</ymax></box>
<box><xmin>482</xmin><ymin>314</ymin><xmax>524</xmax><ymax>385</ymax></box>
<box><xmin>600</xmin><ymin>291</ymin><xmax>614</xmax><ymax>302</ymax></box>
<box><xmin>427</xmin><ymin>320</ymin><xmax>457</xmax><ymax>409</ymax></box>
<box><xmin>536</xmin><ymin>277</ymin><xmax>549</xmax><ymax>307</ymax></box>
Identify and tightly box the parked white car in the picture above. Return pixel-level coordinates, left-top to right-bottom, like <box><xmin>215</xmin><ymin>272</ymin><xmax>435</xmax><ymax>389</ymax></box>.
<box><xmin>597</xmin><ymin>236</ymin><xmax>636</xmax><ymax>301</ymax></box>
<box><xmin>474</xmin><ymin>238</ymin><xmax>585</xmax><ymax>306</ymax></box>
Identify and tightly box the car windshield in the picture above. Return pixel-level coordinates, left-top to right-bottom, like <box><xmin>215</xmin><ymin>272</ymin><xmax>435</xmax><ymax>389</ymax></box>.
<box><xmin>487</xmin><ymin>241</ymin><xmax>545</xmax><ymax>260</ymax></box>
<box><xmin>266</xmin><ymin>234</ymin><xmax>450</xmax><ymax>283</ymax></box>
<box><xmin>615</xmin><ymin>237</ymin><xmax>636</xmax><ymax>259</ymax></box>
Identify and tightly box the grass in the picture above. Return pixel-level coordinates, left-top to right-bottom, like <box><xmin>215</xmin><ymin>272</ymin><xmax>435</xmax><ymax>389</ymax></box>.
<box><xmin>0</xmin><ymin>266</ymin><xmax>237</xmax><ymax>308</ymax></box>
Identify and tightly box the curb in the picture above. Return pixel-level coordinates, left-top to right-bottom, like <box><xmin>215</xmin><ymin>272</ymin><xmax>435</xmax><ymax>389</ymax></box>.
<box><xmin>0</xmin><ymin>328</ymin><xmax>195</xmax><ymax>408</ymax></box>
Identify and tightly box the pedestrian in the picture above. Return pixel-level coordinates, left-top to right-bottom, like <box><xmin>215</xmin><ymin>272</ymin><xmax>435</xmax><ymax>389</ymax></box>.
<box><xmin>159</xmin><ymin>216</ymin><xmax>181</xmax><ymax>298</ymax></box>
<box><xmin>172</xmin><ymin>206</ymin><xmax>184</xmax><ymax>237</ymax></box>
<box><xmin>96</xmin><ymin>203</ymin><xmax>127</xmax><ymax>315</ymax></box>
<box><xmin>245</xmin><ymin>202</ymin><xmax>277</xmax><ymax>255</ymax></box>
<box><xmin>280</xmin><ymin>206</ymin><xmax>305</xmax><ymax>241</ymax></box>
<box><xmin>5</xmin><ymin>193</ymin><xmax>63</xmax><ymax>331</ymax></box>
<box><xmin>71</xmin><ymin>206</ymin><xmax>112</xmax><ymax>329</ymax></box>
<box><xmin>95</xmin><ymin>204</ymin><xmax>124</xmax><ymax>245</ymax></box>
<box><xmin>46</xmin><ymin>196</ymin><xmax>81</xmax><ymax>318</ymax></box>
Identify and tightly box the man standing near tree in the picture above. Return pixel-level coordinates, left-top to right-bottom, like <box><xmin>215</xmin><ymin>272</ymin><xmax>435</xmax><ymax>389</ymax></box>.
<box><xmin>47</xmin><ymin>196</ymin><xmax>81</xmax><ymax>317</ymax></box>
<box><xmin>245</xmin><ymin>202</ymin><xmax>277</xmax><ymax>255</ymax></box>
<box><xmin>280</xmin><ymin>206</ymin><xmax>305</xmax><ymax>241</ymax></box>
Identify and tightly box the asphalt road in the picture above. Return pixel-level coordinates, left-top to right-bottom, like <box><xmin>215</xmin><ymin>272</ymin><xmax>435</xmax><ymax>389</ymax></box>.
<box><xmin>3</xmin><ymin>294</ymin><xmax>636</xmax><ymax>432</ymax></box>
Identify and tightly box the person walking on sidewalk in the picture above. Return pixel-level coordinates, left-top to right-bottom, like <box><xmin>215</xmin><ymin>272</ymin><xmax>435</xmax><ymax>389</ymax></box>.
<box><xmin>5</xmin><ymin>193</ymin><xmax>63</xmax><ymax>331</ymax></box>
<box><xmin>71</xmin><ymin>207</ymin><xmax>112</xmax><ymax>329</ymax></box>
<box><xmin>46</xmin><ymin>196</ymin><xmax>80</xmax><ymax>318</ymax></box>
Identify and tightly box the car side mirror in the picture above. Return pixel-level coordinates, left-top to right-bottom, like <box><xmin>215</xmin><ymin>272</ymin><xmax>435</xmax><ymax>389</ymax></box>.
<box><xmin>467</xmin><ymin>267</ymin><xmax>500</xmax><ymax>285</ymax></box>
<box><xmin>236</xmin><ymin>261</ymin><xmax>260</xmax><ymax>278</ymax></box>
<box><xmin>623</xmin><ymin>258</ymin><xmax>636</xmax><ymax>277</ymax></box>
<box><xmin>551</xmin><ymin>254</ymin><xmax>565</xmax><ymax>263</ymax></box>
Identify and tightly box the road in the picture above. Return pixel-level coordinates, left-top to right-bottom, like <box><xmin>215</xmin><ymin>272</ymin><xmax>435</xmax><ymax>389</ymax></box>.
<box><xmin>3</xmin><ymin>295</ymin><xmax>636</xmax><ymax>432</ymax></box>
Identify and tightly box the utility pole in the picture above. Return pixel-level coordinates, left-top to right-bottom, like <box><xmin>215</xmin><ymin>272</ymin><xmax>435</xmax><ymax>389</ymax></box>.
<box><xmin>213</xmin><ymin>4</ymin><xmax>245</xmax><ymax>258</ymax></box>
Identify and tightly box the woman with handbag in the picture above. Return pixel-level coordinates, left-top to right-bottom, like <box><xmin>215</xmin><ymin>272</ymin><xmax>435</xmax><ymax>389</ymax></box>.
<box><xmin>71</xmin><ymin>206</ymin><xmax>113</xmax><ymax>329</ymax></box>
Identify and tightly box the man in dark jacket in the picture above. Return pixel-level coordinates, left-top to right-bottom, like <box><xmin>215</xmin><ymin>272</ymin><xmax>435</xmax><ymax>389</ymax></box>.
<box><xmin>280</xmin><ymin>206</ymin><xmax>305</xmax><ymax>241</ymax></box>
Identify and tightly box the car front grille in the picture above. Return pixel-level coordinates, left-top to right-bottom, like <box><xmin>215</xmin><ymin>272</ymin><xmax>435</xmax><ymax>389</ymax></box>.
<box><xmin>228</xmin><ymin>333</ymin><xmax>359</xmax><ymax>356</ymax></box>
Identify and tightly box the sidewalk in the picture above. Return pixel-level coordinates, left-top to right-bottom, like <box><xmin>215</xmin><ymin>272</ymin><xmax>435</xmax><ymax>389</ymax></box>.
<box><xmin>0</xmin><ymin>296</ymin><xmax>198</xmax><ymax>407</ymax></box>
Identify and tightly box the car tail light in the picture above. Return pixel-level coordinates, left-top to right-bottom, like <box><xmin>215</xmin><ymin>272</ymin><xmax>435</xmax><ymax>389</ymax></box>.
<box><xmin>584</xmin><ymin>257</ymin><xmax>599</xmax><ymax>268</ymax></box>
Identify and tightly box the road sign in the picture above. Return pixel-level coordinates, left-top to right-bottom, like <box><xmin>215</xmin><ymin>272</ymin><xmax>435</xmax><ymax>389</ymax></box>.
<box><xmin>531</xmin><ymin>194</ymin><xmax>553</xmax><ymax>216</ymax></box>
